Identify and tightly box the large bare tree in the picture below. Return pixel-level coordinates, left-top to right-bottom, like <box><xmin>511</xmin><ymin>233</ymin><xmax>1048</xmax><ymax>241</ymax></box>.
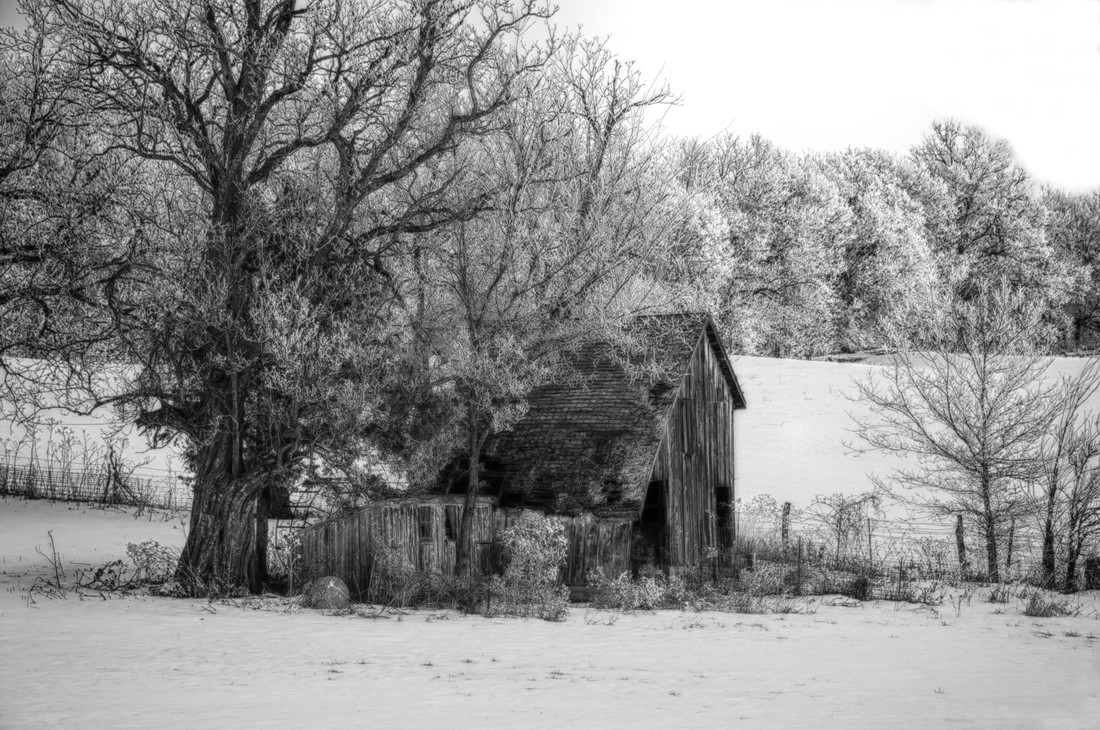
<box><xmin>852</xmin><ymin>281</ymin><xmax>1068</xmax><ymax>582</ymax></box>
<box><xmin>3</xmin><ymin>0</ymin><xmax>551</xmax><ymax>594</ymax></box>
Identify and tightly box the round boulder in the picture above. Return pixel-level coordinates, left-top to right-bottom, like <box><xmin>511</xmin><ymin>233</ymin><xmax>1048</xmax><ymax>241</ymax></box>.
<box><xmin>300</xmin><ymin>575</ymin><xmax>351</xmax><ymax>610</ymax></box>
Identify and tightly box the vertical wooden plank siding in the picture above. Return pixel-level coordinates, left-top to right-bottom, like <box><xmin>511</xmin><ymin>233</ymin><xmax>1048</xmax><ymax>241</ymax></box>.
<box><xmin>657</xmin><ymin>331</ymin><xmax>737</xmax><ymax>572</ymax></box>
<box><xmin>301</xmin><ymin>497</ymin><xmax>504</xmax><ymax>596</ymax></box>
<box><xmin>534</xmin><ymin>513</ymin><xmax>632</xmax><ymax>585</ymax></box>
<box><xmin>301</xmin><ymin>501</ymin><xmax>641</xmax><ymax>593</ymax></box>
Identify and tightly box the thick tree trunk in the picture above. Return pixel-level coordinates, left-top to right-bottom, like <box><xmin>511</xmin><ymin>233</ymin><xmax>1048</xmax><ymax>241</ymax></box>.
<box><xmin>454</xmin><ymin>405</ymin><xmax>482</xmax><ymax>577</ymax></box>
<box><xmin>177</xmin><ymin>470</ymin><xmax>266</xmax><ymax>594</ymax></box>
<box><xmin>175</xmin><ymin>380</ymin><xmax>269</xmax><ymax>595</ymax></box>
<box><xmin>173</xmin><ymin>194</ymin><xmax>271</xmax><ymax>595</ymax></box>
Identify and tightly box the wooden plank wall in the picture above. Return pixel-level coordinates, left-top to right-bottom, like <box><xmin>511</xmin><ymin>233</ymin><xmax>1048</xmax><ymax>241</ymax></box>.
<box><xmin>651</xmin><ymin>331</ymin><xmax>737</xmax><ymax>569</ymax></box>
<box><xmin>518</xmin><ymin>512</ymin><xmax>632</xmax><ymax>585</ymax></box>
<box><xmin>300</xmin><ymin>501</ymin><xmax>634</xmax><ymax>594</ymax></box>
<box><xmin>300</xmin><ymin>497</ymin><xmax>495</xmax><ymax>598</ymax></box>
<box><xmin>483</xmin><ymin>509</ymin><xmax>631</xmax><ymax>585</ymax></box>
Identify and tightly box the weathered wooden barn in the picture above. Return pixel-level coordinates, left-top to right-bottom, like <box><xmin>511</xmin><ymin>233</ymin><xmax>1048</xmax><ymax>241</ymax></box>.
<box><xmin>301</xmin><ymin>314</ymin><xmax>746</xmax><ymax>596</ymax></box>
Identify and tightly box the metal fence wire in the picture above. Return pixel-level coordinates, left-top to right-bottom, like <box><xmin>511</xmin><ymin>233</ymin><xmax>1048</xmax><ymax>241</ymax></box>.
<box><xmin>731</xmin><ymin>502</ymin><xmax>1070</xmax><ymax>584</ymax></box>
<box><xmin>0</xmin><ymin>462</ymin><xmax>191</xmax><ymax>511</ymax></box>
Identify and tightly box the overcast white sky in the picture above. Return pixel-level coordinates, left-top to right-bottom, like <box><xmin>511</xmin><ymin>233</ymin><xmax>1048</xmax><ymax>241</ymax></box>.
<box><xmin>3</xmin><ymin>0</ymin><xmax>1099</xmax><ymax>190</ymax></box>
<box><xmin>552</xmin><ymin>0</ymin><xmax>1100</xmax><ymax>191</ymax></box>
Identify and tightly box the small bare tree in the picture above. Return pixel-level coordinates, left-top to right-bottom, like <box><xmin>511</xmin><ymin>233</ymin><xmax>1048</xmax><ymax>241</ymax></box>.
<box><xmin>1035</xmin><ymin>360</ymin><xmax>1100</xmax><ymax>588</ymax></box>
<box><xmin>1059</xmin><ymin>420</ymin><xmax>1100</xmax><ymax>589</ymax></box>
<box><xmin>851</xmin><ymin>280</ymin><xmax>1066</xmax><ymax>582</ymax></box>
<box><xmin>804</xmin><ymin>490</ymin><xmax>883</xmax><ymax>566</ymax></box>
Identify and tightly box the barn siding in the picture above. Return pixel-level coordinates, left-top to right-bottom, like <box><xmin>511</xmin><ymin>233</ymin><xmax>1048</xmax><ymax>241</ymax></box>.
<box><xmin>648</xmin><ymin>330</ymin><xmax>737</xmax><ymax>572</ymax></box>
<box><xmin>301</xmin><ymin>500</ymin><xmax>633</xmax><ymax>595</ymax></box>
<box><xmin>300</xmin><ymin>497</ymin><xmax>493</xmax><ymax>598</ymax></box>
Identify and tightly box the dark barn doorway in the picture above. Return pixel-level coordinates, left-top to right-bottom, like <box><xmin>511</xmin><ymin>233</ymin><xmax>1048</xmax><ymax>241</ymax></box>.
<box><xmin>633</xmin><ymin>479</ymin><xmax>668</xmax><ymax>574</ymax></box>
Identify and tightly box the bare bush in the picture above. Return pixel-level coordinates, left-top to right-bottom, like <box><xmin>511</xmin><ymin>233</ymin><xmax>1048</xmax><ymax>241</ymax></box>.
<box><xmin>492</xmin><ymin>512</ymin><xmax>569</xmax><ymax>621</ymax></box>
<box><xmin>1021</xmin><ymin>590</ymin><xmax>1076</xmax><ymax>618</ymax></box>
<box><xmin>589</xmin><ymin>568</ymin><xmax>689</xmax><ymax>611</ymax></box>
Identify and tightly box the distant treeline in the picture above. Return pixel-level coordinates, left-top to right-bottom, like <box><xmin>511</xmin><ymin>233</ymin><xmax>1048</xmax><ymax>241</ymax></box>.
<box><xmin>662</xmin><ymin>120</ymin><xmax>1100</xmax><ymax>358</ymax></box>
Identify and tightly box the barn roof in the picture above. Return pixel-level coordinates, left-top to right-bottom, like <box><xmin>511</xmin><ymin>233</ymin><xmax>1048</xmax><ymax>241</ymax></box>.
<box><xmin>481</xmin><ymin>313</ymin><xmax>745</xmax><ymax>517</ymax></box>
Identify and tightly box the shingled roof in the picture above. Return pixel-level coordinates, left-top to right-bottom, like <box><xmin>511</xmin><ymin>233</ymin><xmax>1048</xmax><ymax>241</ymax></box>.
<box><xmin>482</xmin><ymin>314</ymin><xmax>745</xmax><ymax>518</ymax></box>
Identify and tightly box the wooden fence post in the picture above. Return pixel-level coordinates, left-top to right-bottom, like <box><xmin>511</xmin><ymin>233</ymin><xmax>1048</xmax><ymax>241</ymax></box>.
<box><xmin>781</xmin><ymin>502</ymin><xmax>791</xmax><ymax>557</ymax></box>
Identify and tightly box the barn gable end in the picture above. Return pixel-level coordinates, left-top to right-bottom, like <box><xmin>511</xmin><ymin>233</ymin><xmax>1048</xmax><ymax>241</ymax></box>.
<box><xmin>645</xmin><ymin>322</ymin><xmax>743</xmax><ymax>570</ymax></box>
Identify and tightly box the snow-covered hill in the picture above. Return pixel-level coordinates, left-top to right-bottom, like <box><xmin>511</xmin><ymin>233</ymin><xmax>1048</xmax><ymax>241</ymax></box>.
<box><xmin>734</xmin><ymin>354</ymin><xmax>1100</xmax><ymax>507</ymax></box>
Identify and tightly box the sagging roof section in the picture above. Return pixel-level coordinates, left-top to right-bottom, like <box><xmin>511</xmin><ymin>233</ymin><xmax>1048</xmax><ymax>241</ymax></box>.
<box><xmin>481</xmin><ymin>313</ymin><xmax>745</xmax><ymax>517</ymax></box>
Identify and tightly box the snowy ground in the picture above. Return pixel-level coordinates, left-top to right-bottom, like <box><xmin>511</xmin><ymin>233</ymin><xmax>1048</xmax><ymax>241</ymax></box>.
<box><xmin>2</xmin><ymin>497</ymin><xmax>1099</xmax><ymax>728</ymax></box>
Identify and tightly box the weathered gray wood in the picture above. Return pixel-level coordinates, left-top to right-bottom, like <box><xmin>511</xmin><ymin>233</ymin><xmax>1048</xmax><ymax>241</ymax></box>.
<box><xmin>642</xmin><ymin>328</ymin><xmax>738</xmax><ymax>573</ymax></box>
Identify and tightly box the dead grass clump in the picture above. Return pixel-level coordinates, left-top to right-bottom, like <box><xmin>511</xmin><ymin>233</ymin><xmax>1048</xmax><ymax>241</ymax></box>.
<box><xmin>706</xmin><ymin>593</ymin><xmax>817</xmax><ymax>615</ymax></box>
<box><xmin>986</xmin><ymin>583</ymin><xmax>1013</xmax><ymax>604</ymax></box>
<box><xmin>125</xmin><ymin>540</ymin><xmax>178</xmax><ymax>583</ymax></box>
<box><xmin>879</xmin><ymin>579</ymin><xmax>948</xmax><ymax>606</ymax></box>
<box><xmin>588</xmin><ymin>569</ymin><xmax>689</xmax><ymax>611</ymax></box>
<box><xmin>588</xmin><ymin>569</ymin><xmax>817</xmax><ymax>615</ymax></box>
<box><xmin>1021</xmin><ymin>590</ymin><xmax>1077</xmax><ymax>618</ymax></box>
<box><xmin>736</xmin><ymin>562</ymin><xmax>794</xmax><ymax>596</ymax></box>
<box><xmin>842</xmin><ymin>575</ymin><xmax>872</xmax><ymax>601</ymax></box>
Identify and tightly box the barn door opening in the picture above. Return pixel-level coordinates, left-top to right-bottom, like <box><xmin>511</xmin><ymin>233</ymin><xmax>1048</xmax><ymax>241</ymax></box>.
<box><xmin>633</xmin><ymin>479</ymin><xmax>668</xmax><ymax>575</ymax></box>
<box><xmin>716</xmin><ymin>486</ymin><xmax>733</xmax><ymax>564</ymax></box>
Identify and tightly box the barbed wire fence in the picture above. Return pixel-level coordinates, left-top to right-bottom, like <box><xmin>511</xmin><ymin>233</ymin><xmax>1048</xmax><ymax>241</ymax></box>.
<box><xmin>732</xmin><ymin>494</ymin><xmax>1058</xmax><ymax>585</ymax></box>
<box><xmin>1</xmin><ymin>426</ymin><xmax>191</xmax><ymax>511</ymax></box>
<box><xmin>0</xmin><ymin>459</ymin><xmax>192</xmax><ymax>511</ymax></box>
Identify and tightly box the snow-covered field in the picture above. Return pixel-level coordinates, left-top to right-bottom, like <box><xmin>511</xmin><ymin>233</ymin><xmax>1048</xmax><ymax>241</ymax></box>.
<box><xmin>733</xmin><ymin>354</ymin><xmax>1100</xmax><ymax>508</ymax></box>
<box><xmin>2</xmin><ymin>496</ymin><xmax>1099</xmax><ymax>728</ymax></box>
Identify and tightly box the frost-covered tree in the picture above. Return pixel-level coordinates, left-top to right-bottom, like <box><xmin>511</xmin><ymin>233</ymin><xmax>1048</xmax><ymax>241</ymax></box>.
<box><xmin>684</xmin><ymin>134</ymin><xmax>849</xmax><ymax>358</ymax></box>
<box><xmin>2</xmin><ymin>0</ymin><xmax>553</xmax><ymax>594</ymax></box>
<box><xmin>1043</xmin><ymin>188</ymin><xmax>1100</xmax><ymax>348</ymax></box>
<box><xmin>852</xmin><ymin>281</ymin><xmax>1066</xmax><ymax>582</ymax></box>
<box><xmin>815</xmin><ymin>149</ymin><xmax>938</xmax><ymax>351</ymax></box>
<box><xmin>911</xmin><ymin>121</ymin><xmax>1068</xmax><ymax>316</ymax></box>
